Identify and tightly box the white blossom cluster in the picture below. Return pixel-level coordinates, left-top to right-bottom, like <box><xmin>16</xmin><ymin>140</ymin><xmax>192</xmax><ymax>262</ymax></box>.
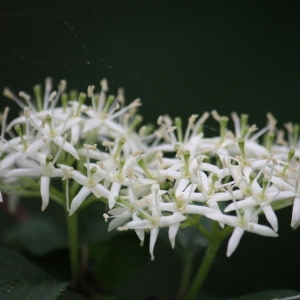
<box><xmin>0</xmin><ymin>78</ymin><xmax>299</xmax><ymax>259</ymax></box>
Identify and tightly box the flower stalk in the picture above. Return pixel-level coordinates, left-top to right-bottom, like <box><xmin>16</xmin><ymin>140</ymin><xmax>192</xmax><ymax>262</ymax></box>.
<box><xmin>66</xmin><ymin>210</ymin><xmax>79</xmax><ymax>280</ymax></box>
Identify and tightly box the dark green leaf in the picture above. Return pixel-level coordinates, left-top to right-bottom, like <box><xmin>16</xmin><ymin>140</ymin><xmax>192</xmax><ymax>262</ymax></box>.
<box><xmin>0</xmin><ymin>247</ymin><xmax>68</xmax><ymax>300</ymax></box>
<box><xmin>229</xmin><ymin>289</ymin><xmax>300</xmax><ymax>300</ymax></box>
<box><xmin>79</xmin><ymin>202</ymin><xmax>113</xmax><ymax>244</ymax></box>
<box><xmin>89</xmin><ymin>232</ymin><xmax>149</xmax><ymax>291</ymax></box>
<box><xmin>3</xmin><ymin>216</ymin><xmax>68</xmax><ymax>255</ymax></box>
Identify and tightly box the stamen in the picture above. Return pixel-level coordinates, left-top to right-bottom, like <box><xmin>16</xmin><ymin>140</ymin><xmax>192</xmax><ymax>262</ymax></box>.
<box><xmin>167</xmin><ymin>126</ymin><xmax>177</xmax><ymax>145</ymax></box>
<box><xmin>113</xmin><ymin>139</ymin><xmax>125</xmax><ymax>159</ymax></box>
<box><xmin>0</xmin><ymin>107</ymin><xmax>9</xmax><ymax>146</ymax></box>
<box><xmin>208</xmin><ymin>173</ymin><xmax>218</xmax><ymax>195</ymax></box>
<box><xmin>237</xmin><ymin>138</ymin><xmax>246</xmax><ymax>160</ymax></box>
<box><xmin>138</xmin><ymin>156</ymin><xmax>153</xmax><ymax>180</ymax></box>
<box><xmin>184</xmin><ymin>114</ymin><xmax>198</xmax><ymax>143</ymax></box>
<box><xmin>183</xmin><ymin>150</ymin><xmax>191</xmax><ymax>177</ymax></box>
<box><xmin>75</xmin><ymin>92</ymin><xmax>86</xmax><ymax>116</ymax></box>
<box><xmin>3</xmin><ymin>88</ymin><xmax>25</xmax><ymax>109</ymax></box>
<box><xmin>14</xmin><ymin>124</ymin><xmax>28</xmax><ymax>149</ymax></box>
<box><xmin>128</xmin><ymin>115</ymin><xmax>143</xmax><ymax>133</ymax></box>
<box><xmin>280</xmin><ymin>148</ymin><xmax>295</xmax><ymax>177</ymax></box>
<box><xmin>240</xmin><ymin>114</ymin><xmax>249</xmax><ymax>138</ymax></box>
<box><xmin>19</xmin><ymin>91</ymin><xmax>33</xmax><ymax>109</ymax></box>
<box><xmin>231</xmin><ymin>112</ymin><xmax>240</xmax><ymax>138</ymax></box>
<box><xmin>53</xmin><ymin>133</ymin><xmax>68</xmax><ymax>164</ymax></box>
<box><xmin>174</xmin><ymin>117</ymin><xmax>183</xmax><ymax>143</ymax></box>
<box><xmin>264</xmin><ymin>132</ymin><xmax>274</xmax><ymax>152</ymax></box>
<box><xmin>227</xmin><ymin>185</ymin><xmax>241</xmax><ymax>219</ymax></box>
<box><xmin>45</xmin><ymin>114</ymin><xmax>55</xmax><ymax>136</ymax></box>
<box><xmin>87</xmin><ymin>166</ymin><xmax>97</xmax><ymax>185</ymax></box>
<box><xmin>194</xmin><ymin>111</ymin><xmax>209</xmax><ymax>134</ymax></box>
<box><xmin>43</xmin><ymin>77</ymin><xmax>53</xmax><ymax>110</ymax></box>
<box><xmin>52</xmin><ymin>80</ymin><xmax>67</xmax><ymax>107</ymax></box>
<box><xmin>117</xmin><ymin>158</ymin><xmax>126</xmax><ymax>180</ymax></box>
<box><xmin>292</xmin><ymin>124</ymin><xmax>299</xmax><ymax>148</ymax></box>
<box><xmin>219</xmin><ymin>116</ymin><xmax>229</xmax><ymax>144</ymax></box>
<box><xmin>48</xmin><ymin>91</ymin><xmax>57</xmax><ymax>117</ymax></box>
<box><xmin>102</xmin><ymin>95</ymin><xmax>115</xmax><ymax>115</ymax></box>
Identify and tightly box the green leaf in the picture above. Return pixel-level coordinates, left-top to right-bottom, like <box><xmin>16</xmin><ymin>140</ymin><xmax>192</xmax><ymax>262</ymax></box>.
<box><xmin>89</xmin><ymin>232</ymin><xmax>149</xmax><ymax>291</ymax></box>
<box><xmin>230</xmin><ymin>289</ymin><xmax>300</xmax><ymax>300</ymax></box>
<box><xmin>3</xmin><ymin>216</ymin><xmax>68</xmax><ymax>255</ymax></box>
<box><xmin>79</xmin><ymin>202</ymin><xmax>113</xmax><ymax>244</ymax></box>
<box><xmin>0</xmin><ymin>247</ymin><xmax>68</xmax><ymax>300</ymax></box>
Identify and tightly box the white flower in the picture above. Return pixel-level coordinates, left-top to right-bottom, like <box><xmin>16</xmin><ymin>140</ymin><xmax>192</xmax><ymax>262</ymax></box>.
<box><xmin>5</xmin><ymin>154</ymin><xmax>64</xmax><ymax>211</ymax></box>
<box><xmin>206</xmin><ymin>208</ymin><xmax>278</xmax><ymax>257</ymax></box>
<box><xmin>60</xmin><ymin>164</ymin><xmax>110</xmax><ymax>215</ymax></box>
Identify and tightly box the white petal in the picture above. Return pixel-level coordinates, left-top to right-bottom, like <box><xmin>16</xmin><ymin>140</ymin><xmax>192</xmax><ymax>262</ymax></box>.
<box><xmin>150</xmin><ymin>227</ymin><xmax>159</xmax><ymax>261</ymax></box>
<box><xmin>185</xmin><ymin>204</ymin><xmax>214</xmax><ymax>215</ymax></box>
<box><xmin>0</xmin><ymin>152</ymin><xmax>23</xmax><ymax>172</ymax></box>
<box><xmin>168</xmin><ymin>222</ymin><xmax>180</xmax><ymax>248</ymax></box>
<box><xmin>206</xmin><ymin>213</ymin><xmax>237</xmax><ymax>227</ymax></box>
<box><xmin>271</xmin><ymin>176</ymin><xmax>294</xmax><ymax>192</ymax></box>
<box><xmin>108</xmin><ymin>182</ymin><xmax>121</xmax><ymax>209</ymax></box>
<box><xmin>159</xmin><ymin>212</ymin><xmax>186</xmax><ymax>227</ymax></box>
<box><xmin>5</xmin><ymin>168</ymin><xmax>40</xmax><ymax>177</ymax></box>
<box><xmin>208</xmin><ymin>190</ymin><xmax>245</xmax><ymax>203</ymax></box>
<box><xmin>25</xmin><ymin>139</ymin><xmax>48</xmax><ymax>155</ymax></box>
<box><xmin>108</xmin><ymin>211</ymin><xmax>131</xmax><ymax>231</ymax></box>
<box><xmin>69</xmin><ymin>186</ymin><xmax>91</xmax><ymax>215</ymax></box>
<box><xmin>262</xmin><ymin>205</ymin><xmax>278</xmax><ymax>232</ymax></box>
<box><xmin>291</xmin><ymin>197</ymin><xmax>300</xmax><ymax>228</ymax></box>
<box><xmin>126</xmin><ymin>219</ymin><xmax>151</xmax><ymax>230</ymax></box>
<box><xmin>70</xmin><ymin>125</ymin><xmax>80</xmax><ymax>145</ymax></box>
<box><xmin>40</xmin><ymin>176</ymin><xmax>50</xmax><ymax>211</ymax></box>
<box><xmin>224</xmin><ymin>198</ymin><xmax>257</xmax><ymax>212</ymax></box>
<box><xmin>246</xmin><ymin>222</ymin><xmax>278</xmax><ymax>237</ymax></box>
<box><xmin>175</xmin><ymin>178</ymin><xmax>190</xmax><ymax>197</ymax></box>
<box><xmin>182</xmin><ymin>192</ymin><xmax>206</xmax><ymax>202</ymax></box>
<box><xmin>227</xmin><ymin>227</ymin><xmax>244</xmax><ymax>257</ymax></box>
<box><xmin>132</xmin><ymin>213</ymin><xmax>145</xmax><ymax>243</ymax></box>
<box><xmin>93</xmin><ymin>183</ymin><xmax>110</xmax><ymax>199</ymax></box>
<box><xmin>53</xmin><ymin>136</ymin><xmax>79</xmax><ymax>160</ymax></box>
<box><xmin>82</xmin><ymin>118</ymin><xmax>102</xmax><ymax>133</ymax></box>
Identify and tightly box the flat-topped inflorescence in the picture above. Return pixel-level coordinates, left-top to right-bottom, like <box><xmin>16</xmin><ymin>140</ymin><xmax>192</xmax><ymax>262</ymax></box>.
<box><xmin>1</xmin><ymin>78</ymin><xmax>299</xmax><ymax>258</ymax></box>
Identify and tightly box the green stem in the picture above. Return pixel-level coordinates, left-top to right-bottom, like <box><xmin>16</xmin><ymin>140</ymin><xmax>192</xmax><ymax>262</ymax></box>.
<box><xmin>186</xmin><ymin>240</ymin><xmax>220</xmax><ymax>300</ymax></box>
<box><xmin>66</xmin><ymin>211</ymin><xmax>79</xmax><ymax>280</ymax></box>
<box><xmin>184</xmin><ymin>224</ymin><xmax>233</xmax><ymax>299</ymax></box>
<box><xmin>177</xmin><ymin>253</ymin><xmax>193</xmax><ymax>300</ymax></box>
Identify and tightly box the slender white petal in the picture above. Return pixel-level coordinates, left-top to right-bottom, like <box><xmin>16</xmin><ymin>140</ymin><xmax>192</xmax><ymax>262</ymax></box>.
<box><xmin>69</xmin><ymin>186</ymin><xmax>91</xmax><ymax>215</ymax></box>
<box><xmin>109</xmin><ymin>182</ymin><xmax>121</xmax><ymax>209</ymax></box>
<box><xmin>52</xmin><ymin>136</ymin><xmax>79</xmax><ymax>160</ymax></box>
<box><xmin>40</xmin><ymin>176</ymin><xmax>50</xmax><ymax>211</ymax></box>
<box><xmin>150</xmin><ymin>227</ymin><xmax>159</xmax><ymax>261</ymax></box>
<box><xmin>168</xmin><ymin>222</ymin><xmax>180</xmax><ymax>248</ymax></box>
<box><xmin>227</xmin><ymin>227</ymin><xmax>244</xmax><ymax>257</ymax></box>
<box><xmin>262</xmin><ymin>204</ymin><xmax>278</xmax><ymax>232</ymax></box>
<box><xmin>291</xmin><ymin>197</ymin><xmax>300</xmax><ymax>229</ymax></box>
<box><xmin>108</xmin><ymin>210</ymin><xmax>132</xmax><ymax>232</ymax></box>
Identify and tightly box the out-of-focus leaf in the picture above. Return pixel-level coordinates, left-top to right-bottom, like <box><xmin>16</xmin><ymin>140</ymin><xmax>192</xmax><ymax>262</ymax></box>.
<box><xmin>174</xmin><ymin>226</ymin><xmax>209</xmax><ymax>259</ymax></box>
<box><xmin>3</xmin><ymin>216</ymin><xmax>68</xmax><ymax>255</ymax></box>
<box><xmin>0</xmin><ymin>247</ymin><xmax>68</xmax><ymax>300</ymax></box>
<box><xmin>229</xmin><ymin>289</ymin><xmax>300</xmax><ymax>300</ymax></box>
<box><xmin>79</xmin><ymin>202</ymin><xmax>113</xmax><ymax>244</ymax></box>
<box><xmin>58</xmin><ymin>290</ymin><xmax>88</xmax><ymax>300</ymax></box>
<box><xmin>89</xmin><ymin>232</ymin><xmax>149</xmax><ymax>291</ymax></box>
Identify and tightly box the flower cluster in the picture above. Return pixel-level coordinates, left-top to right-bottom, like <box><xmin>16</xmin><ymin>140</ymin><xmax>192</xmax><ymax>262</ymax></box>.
<box><xmin>1</xmin><ymin>78</ymin><xmax>299</xmax><ymax>259</ymax></box>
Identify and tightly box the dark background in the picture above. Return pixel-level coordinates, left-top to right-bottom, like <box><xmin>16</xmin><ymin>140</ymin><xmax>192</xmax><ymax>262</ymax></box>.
<box><xmin>1</xmin><ymin>1</ymin><xmax>300</xmax><ymax>299</ymax></box>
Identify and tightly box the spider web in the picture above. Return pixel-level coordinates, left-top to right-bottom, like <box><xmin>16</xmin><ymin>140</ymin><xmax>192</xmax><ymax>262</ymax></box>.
<box><xmin>0</xmin><ymin>0</ymin><xmax>171</xmax><ymax>120</ymax></box>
